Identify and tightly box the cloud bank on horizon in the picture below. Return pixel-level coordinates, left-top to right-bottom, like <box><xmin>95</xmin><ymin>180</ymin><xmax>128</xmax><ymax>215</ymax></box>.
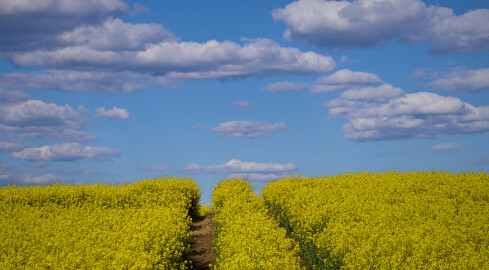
<box><xmin>0</xmin><ymin>0</ymin><xmax>488</xmax><ymax>192</ymax></box>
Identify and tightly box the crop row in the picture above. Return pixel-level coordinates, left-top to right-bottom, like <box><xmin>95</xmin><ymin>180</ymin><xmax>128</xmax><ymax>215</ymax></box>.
<box><xmin>263</xmin><ymin>171</ymin><xmax>489</xmax><ymax>269</ymax></box>
<box><xmin>0</xmin><ymin>177</ymin><xmax>201</xmax><ymax>270</ymax></box>
<box><xmin>212</xmin><ymin>178</ymin><xmax>302</xmax><ymax>270</ymax></box>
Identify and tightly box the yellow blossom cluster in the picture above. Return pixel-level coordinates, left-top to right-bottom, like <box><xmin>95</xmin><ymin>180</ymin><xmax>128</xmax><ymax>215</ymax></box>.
<box><xmin>0</xmin><ymin>177</ymin><xmax>201</xmax><ymax>270</ymax></box>
<box><xmin>263</xmin><ymin>171</ymin><xmax>489</xmax><ymax>269</ymax></box>
<box><xmin>212</xmin><ymin>178</ymin><xmax>303</xmax><ymax>270</ymax></box>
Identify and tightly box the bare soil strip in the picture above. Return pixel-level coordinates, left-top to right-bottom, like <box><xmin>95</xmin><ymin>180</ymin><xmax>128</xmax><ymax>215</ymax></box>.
<box><xmin>189</xmin><ymin>213</ymin><xmax>215</xmax><ymax>270</ymax></box>
<box><xmin>189</xmin><ymin>211</ymin><xmax>309</xmax><ymax>269</ymax></box>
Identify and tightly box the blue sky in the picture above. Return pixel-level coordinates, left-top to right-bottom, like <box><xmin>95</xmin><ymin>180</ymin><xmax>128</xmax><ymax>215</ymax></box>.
<box><xmin>1</xmin><ymin>0</ymin><xmax>488</xmax><ymax>204</ymax></box>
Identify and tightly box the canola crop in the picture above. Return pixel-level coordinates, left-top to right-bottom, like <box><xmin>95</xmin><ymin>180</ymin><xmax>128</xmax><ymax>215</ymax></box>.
<box><xmin>0</xmin><ymin>177</ymin><xmax>201</xmax><ymax>270</ymax></box>
<box><xmin>263</xmin><ymin>171</ymin><xmax>489</xmax><ymax>269</ymax></box>
<box><xmin>212</xmin><ymin>178</ymin><xmax>302</xmax><ymax>270</ymax></box>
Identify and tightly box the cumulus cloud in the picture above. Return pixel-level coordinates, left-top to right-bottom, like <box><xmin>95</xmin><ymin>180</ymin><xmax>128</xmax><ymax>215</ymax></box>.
<box><xmin>0</xmin><ymin>0</ymin><xmax>128</xmax><ymax>16</ymax></box>
<box><xmin>144</xmin><ymin>165</ymin><xmax>171</xmax><ymax>172</ymax></box>
<box><xmin>95</xmin><ymin>106</ymin><xmax>131</xmax><ymax>120</ymax></box>
<box><xmin>0</xmin><ymin>162</ymin><xmax>62</xmax><ymax>184</ymax></box>
<box><xmin>57</xmin><ymin>18</ymin><xmax>177</xmax><ymax>51</ymax></box>
<box><xmin>470</xmin><ymin>157</ymin><xmax>489</xmax><ymax>165</ymax></box>
<box><xmin>0</xmin><ymin>88</ymin><xmax>29</xmax><ymax>103</ymax></box>
<box><xmin>325</xmin><ymin>90</ymin><xmax>489</xmax><ymax>141</ymax></box>
<box><xmin>0</xmin><ymin>70</ymin><xmax>161</xmax><ymax>93</ymax></box>
<box><xmin>339</xmin><ymin>84</ymin><xmax>404</xmax><ymax>100</ymax></box>
<box><xmin>3</xmin><ymin>39</ymin><xmax>336</xmax><ymax>92</ymax></box>
<box><xmin>0</xmin><ymin>139</ymin><xmax>29</xmax><ymax>152</ymax></box>
<box><xmin>183</xmin><ymin>159</ymin><xmax>296</xmax><ymax>175</ymax></box>
<box><xmin>51</xmin><ymin>167</ymin><xmax>99</xmax><ymax>177</ymax></box>
<box><xmin>11</xmin><ymin>143</ymin><xmax>120</xmax><ymax>162</ymax></box>
<box><xmin>233</xmin><ymin>101</ymin><xmax>254</xmax><ymax>110</ymax></box>
<box><xmin>340</xmin><ymin>56</ymin><xmax>356</xmax><ymax>63</ymax></box>
<box><xmin>264</xmin><ymin>69</ymin><xmax>382</xmax><ymax>95</ymax></box>
<box><xmin>311</xmin><ymin>69</ymin><xmax>382</xmax><ymax>93</ymax></box>
<box><xmin>410</xmin><ymin>67</ymin><xmax>439</xmax><ymax>81</ymax></box>
<box><xmin>23</xmin><ymin>174</ymin><xmax>59</xmax><ymax>184</ymax></box>
<box><xmin>0</xmin><ymin>162</ymin><xmax>23</xmax><ymax>182</ymax></box>
<box><xmin>261</xmin><ymin>81</ymin><xmax>309</xmax><ymax>93</ymax></box>
<box><xmin>273</xmin><ymin>0</ymin><xmax>489</xmax><ymax>53</ymax></box>
<box><xmin>0</xmin><ymin>92</ymin><xmax>95</xmax><ymax>141</ymax></box>
<box><xmin>0</xmin><ymin>0</ymin><xmax>129</xmax><ymax>53</ymax></box>
<box><xmin>317</xmin><ymin>69</ymin><xmax>382</xmax><ymax>85</ymax></box>
<box><xmin>208</xmin><ymin>121</ymin><xmax>286</xmax><ymax>138</ymax></box>
<box><xmin>429</xmin><ymin>67</ymin><xmax>489</xmax><ymax>92</ymax></box>
<box><xmin>12</xmin><ymin>38</ymin><xmax>335</xmax><ymax>81</ymax></box>
<box><xmin>1</xmin><ymin>2</ymin><xmax>336</xmax><ymax>93</ymax></box>
<box><xmin>189</xmin><ymin>124</ymin><xmax>211</xmax><ymax>131</ymax></box>
<box><xmin>228</xmin><ymin>172</ymin><xmax>289</xmax><ymax>181</ymax></box>
<box><xmin>429</xmin><ymin>143</ymin><xmax>465</xmax><ymax>152</ymax></box>
<box><xmin>0</xmin><ymin>100</ymin><xmax>81</xmax><ymax>127</ymax></box>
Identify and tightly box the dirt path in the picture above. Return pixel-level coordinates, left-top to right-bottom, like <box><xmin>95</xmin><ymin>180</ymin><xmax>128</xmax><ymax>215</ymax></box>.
<box><xmin>189</xmin><ymin>213</ymin><xmax>215</xmax><ymax>270</ymax></box>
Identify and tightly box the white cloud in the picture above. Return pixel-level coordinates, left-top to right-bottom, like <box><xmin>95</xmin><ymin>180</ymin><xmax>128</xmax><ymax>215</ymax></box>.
<box><xmin>51</xmin><ymin>167</ymin><xmax>99</xmax><ymax>177</ymax></box>
<box><xmin>0</xmin><ymin>162</ymin><xmax>23</xmax><ymax>182</ymax></box>
<box><xmin>429</xmin><ymin>67</ymin><xmax>489</xmax><ymax>92</ymax></box>
<box><xmin>410</xmin><ymin>67</ymin><xmax>435</xmax><ymax>80</ymax></box>
<box><xmin>0</xmin><ymin>0</ymin><xmax>129</xmax><ymax>53</ymax></box>
<box><xmin>145</xmin><ymin>165</ymin><xmax>171</xmax><ymax>172</ymax></box>
<box><xmin>316</xmin><ymin>69</ymin><xmax>382</xmax><ymax>85</ymax></box>
<box><xmin>0</xmin><ymin>139</ymin><xmax>28</xmax><ymax>152</ymax></box>
<box><xmin>0</xmin><ymin>0</ymin><xmax>128</xmax><ymax>15</ymax></box>
<box><xmin>325</xmin><ymin>91</ymin><xmax>489</xmax><ymax>141</ymax></box>
<box><xmin>183</xmin><ymin>159</ymin><xmax>297</xmax><ymax>175</ymax></box>
<box><xmin>233</xmin><ymin>101</ymin><xmax>254</xmax><ymax>110</ymax></box>
<box><xmin>208</xmin><ymin>120</ymin><xmax>286</xmax><ymax>138</ymax></box>
<box><xmin>132</xmin><ymin>3</ymin><xmax>150</xmax><ymax>14</ymax></box>
<box><xmin>11</xmin><ymin>143</ymin><xmax>120</xmax><ymax>162</ymax></box>
<box><xmin>0</xmin><ymin>88</ymin><xmax>29</xmax><ymax>103</ymax></box>
<box><xmin>0</xmin><ymin>70</ymin><xmax>161</xmax><ymax>93</ymax></box>
<box><xmin>0</xmin><ymin>162</ymin><xmax>63</xmax><ymax>184</ymax></box>
<box><xmin>0</xmin><ymin>95</ymin><xmax>94</xmax><ymax>141</ymax></box>
<box><xmin>311</xmin><ymin>69</ymin><xmax>382</xmax><ymax>93</ymax></box>
<box><xmin>470</xmin><ymin>157</ymin><xmax>489</xmax><ymax>165</ymax></box>
<box><xmin>430</xmin><ymin>143</ymin><xmax>465</xmax><ymax>152</ymax></box>
<box><xmin>23</xmin><ymin>174</ymin><xmax>59</xmax><ymax>184</ymax></box>
<box><xmin>57</xmin><ymin>18</ymin><xmax>177</xmax><ymax>51</ymax></box>
<box><xmin>272</xmin><ymin>0</ymin><xmax>489</xmax><ymax>53</ymax></box>
<box><xmin>428</xmin><ymin>8</ymin><xmax>489</xmax><ymax>53</ymax></box>
<box><xmin>228</xmin><ymin>172</ymin><xmax>289</xmax><ymax>181</ymax></box>
<box><xmin>261</xmin><ymin>69</ymin><xmax>383</xmax><ymax>95</ymax></box>
<box><xmin>310</xmin><ymin>84</ymin><xmax>349</xmax><ymax>93</ymax></box>
<box><xmin>189</xmin><ymin>124</ymin><xmax>211</xmax><ymax>131</ymax></box>
<box><xmin>2</xmin><ymin>3</ymin><xmax>337</xmax><ymax>93</ymax></box>
<box><xmin>340</xmin><ymin>84</ymin><xmax>404</xmax><ymax>100</ymax></box>
<box><xmin>261</xmin><ymin>81</ymin><xmax>309</xmax><ymax>93</ymax></box>
<box><xmin>0</xmin><ymin>99</ymin><xmax>80</xmax><ymax>125</ymax></box>
<box><xmin>11</xmin><ymin>38</ymin><xmax>335</xmax><ymax>85</ymax></box>
<box><xmin>339</xmin><ymin>56</ymin><xmax>356</xmax><ymax>63</ymax></box>
<box><xmin>95</xmin><ymin>106</ymin><xmax>131</xmax><ymax>120</ymax></box>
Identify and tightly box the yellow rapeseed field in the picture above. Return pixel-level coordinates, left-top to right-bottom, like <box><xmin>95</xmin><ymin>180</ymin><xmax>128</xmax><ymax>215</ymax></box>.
<box><xmin>0</xmin><ymin>177</ymin><xmax>201</xmax><ymax>270</ymax></box>
<box><xmin>263</xmin><ymin>171</ymin><xmax>489</xmax><ymax>269</ymax></box>
<box><xmin>212</xmin><ymin>178</ymin><xmax>303</xmax><ymax>270</ymax></box>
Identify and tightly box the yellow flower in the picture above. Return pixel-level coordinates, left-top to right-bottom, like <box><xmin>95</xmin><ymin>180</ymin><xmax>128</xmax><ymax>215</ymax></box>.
<box><xmin>263</xmin><ymin>171</ymin><xmax>489</xmax><ymax>269</ymax></box>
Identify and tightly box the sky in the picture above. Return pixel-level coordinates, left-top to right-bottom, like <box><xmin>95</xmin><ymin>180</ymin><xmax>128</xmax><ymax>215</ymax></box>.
<box><xmin>1</xmin><ymin>0</ymin><xmax>489</xmax><ymax>204</ymax></box>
